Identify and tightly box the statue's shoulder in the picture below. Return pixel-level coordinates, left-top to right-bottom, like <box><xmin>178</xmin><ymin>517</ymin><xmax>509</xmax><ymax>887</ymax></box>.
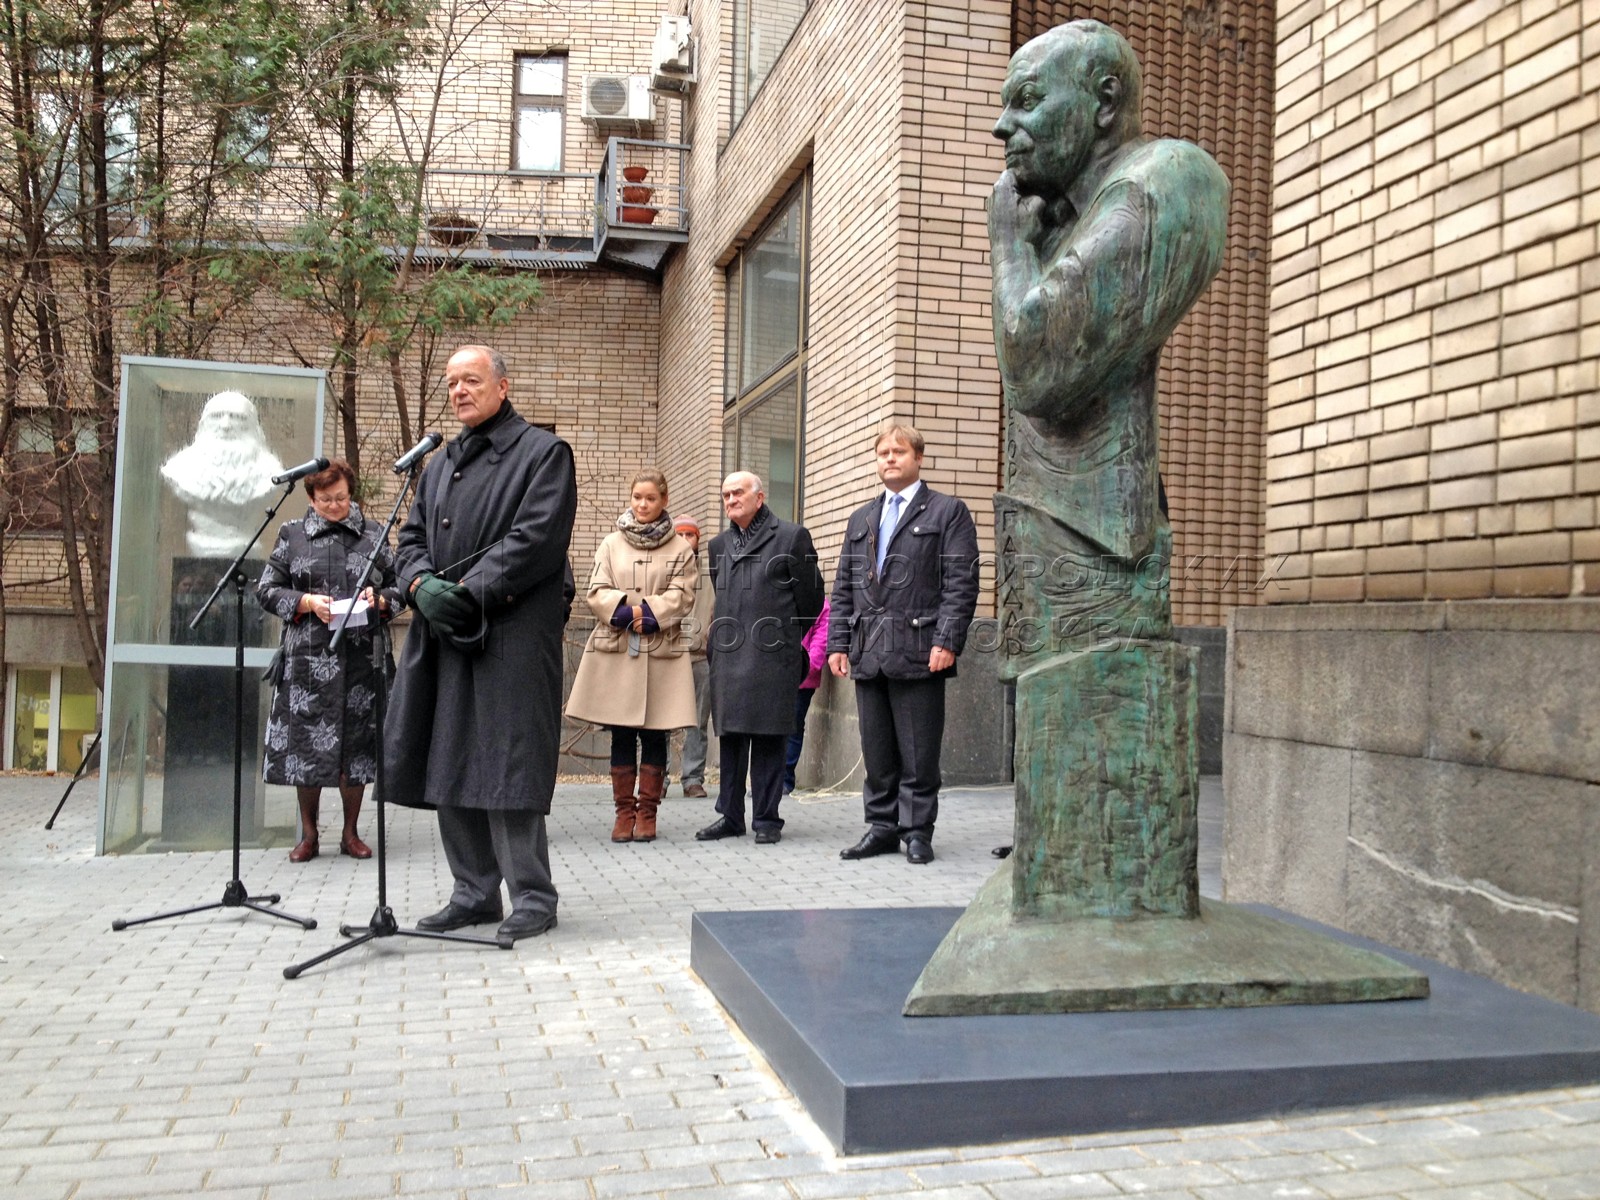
<box><xmin>1109</xmin><ymin>138</ymin><xmax>1228</xmax><ymax>202</ymax></box>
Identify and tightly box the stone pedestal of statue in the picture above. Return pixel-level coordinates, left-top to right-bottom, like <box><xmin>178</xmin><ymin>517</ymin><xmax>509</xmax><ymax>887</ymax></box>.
<box><xmin>1012</xmin><ymin>640</ymin><xmax>1199</xmax><ymax>921</ymax></box>
<box><xmin>155</xmin><ymin>556</ymin><xmax>269</xmax><ymax>850</ymax></box>
<box><xmin>906</xmin><ymin>636</ymin><xmax>1429</xmax><ymax>1015</ymax></box>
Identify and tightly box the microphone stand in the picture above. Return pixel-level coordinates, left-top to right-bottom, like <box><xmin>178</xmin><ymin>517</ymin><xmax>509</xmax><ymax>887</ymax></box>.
<box><xmin>285</xmin><ymin>455</ymin><xmax>509</xmax><ymax>979</ymax></box>
<box><xmin>115</xmin><ymin>481</ymin><xmax>316</xmax><ymax>932</ymax></box>
<box><xmin>44</xmin><ymin>729</ymin><xmax>101</xmax><ymax>830</ymax></box>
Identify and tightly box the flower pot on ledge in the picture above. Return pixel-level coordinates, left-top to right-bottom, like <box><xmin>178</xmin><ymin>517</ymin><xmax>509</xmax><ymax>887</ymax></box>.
<box><xmin>621</xmin><ymin>165</ymin><xmax>648</xmax><ymax>184</ymax></box>
<box><xmin>427</xmin><ymin>211</ymin><xmax>479</xmax><ymax>246</ymax></box>
<box><xmin>619</xmin><ymin>205</ymin><xmax>659</xmax><ymax>225</ymax></box>
<box><xmin>621</xmin><ymin>184</ymin><xmax>654</xmax><ymax>204</ymax></box>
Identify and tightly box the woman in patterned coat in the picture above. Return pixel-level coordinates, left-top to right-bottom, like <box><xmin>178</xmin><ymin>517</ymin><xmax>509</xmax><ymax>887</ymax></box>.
<box><xmin>257</xmin><ymin>459</ymin><xmax>405</xmax><ymax>862</ymax></box>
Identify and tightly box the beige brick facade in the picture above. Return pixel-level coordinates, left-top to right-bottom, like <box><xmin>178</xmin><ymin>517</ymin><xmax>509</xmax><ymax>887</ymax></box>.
<box><xmin>1266</xmin><ymin>0</ymin><xmax>1600</xmax><ymax>603</ymax></box>
<box><xmin>660</xmin><ymin>0</ymin><xmax>1009</xmax><ymax>586</ymax></box>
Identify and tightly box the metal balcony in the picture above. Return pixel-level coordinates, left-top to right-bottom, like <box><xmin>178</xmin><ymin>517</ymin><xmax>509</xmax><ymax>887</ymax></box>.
<box><xmin>80</xmin><ymin>137</ymin><xmax>689</xmax><ymax>274</ymax></box>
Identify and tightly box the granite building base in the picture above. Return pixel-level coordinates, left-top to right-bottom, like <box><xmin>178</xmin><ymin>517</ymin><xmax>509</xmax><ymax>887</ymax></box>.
<box><xmin>1224</xmin><ymin>601</ymin><xmax>1600</xmax><ymax>1013</ymax></box>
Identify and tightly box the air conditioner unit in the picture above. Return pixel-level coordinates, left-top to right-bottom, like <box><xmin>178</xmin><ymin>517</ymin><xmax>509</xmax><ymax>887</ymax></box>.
<box><xmin>580</xmin><ymin>73</ymin><xmax>654</xmax><ymax>123</ymax></box>
<box><xmin>650</xmin><ymin>15</ymin><xmax>697</xmax><ymax>93</ymax></box>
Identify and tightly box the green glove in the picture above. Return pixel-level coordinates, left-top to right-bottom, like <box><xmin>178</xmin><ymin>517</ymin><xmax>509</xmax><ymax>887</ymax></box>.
<box><xmin>412</xmin><ymin>573</ymin><xmax>479</xmax><ymax>637</ymax></box>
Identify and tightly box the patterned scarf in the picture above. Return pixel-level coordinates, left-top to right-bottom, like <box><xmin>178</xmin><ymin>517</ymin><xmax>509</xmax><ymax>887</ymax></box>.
<box><xmin>617</xmin><ymin>508</ymin><xmax>677</xmax><ymax>550</ymax></box>
<box><xmin>732</xmin><ymin>503</ymin><xmax>770</xmax><ymax>552</ymax></box>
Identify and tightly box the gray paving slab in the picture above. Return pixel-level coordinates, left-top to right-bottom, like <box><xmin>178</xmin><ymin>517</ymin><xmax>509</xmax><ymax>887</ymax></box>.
<box><xmin>0</xmin><ymin>773</ymin><xmax>1594</xmax><ymax>1198</ymax></box>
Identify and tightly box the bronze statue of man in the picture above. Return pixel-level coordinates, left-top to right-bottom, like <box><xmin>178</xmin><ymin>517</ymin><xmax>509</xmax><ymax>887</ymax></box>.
<box><xmin>988</xmin><ymin>21</ymin><xmax>1227</xmax><ymax>921</ymax></box>
<box><xmin>990</xmin><ymin>19</ymin><xmax>1227</xmax><ymax>663</ymax></box>
<box><xmin>905</xmin><ymin>21</ymin><xmax>1427</xmax><ymax>1014</ymax></box>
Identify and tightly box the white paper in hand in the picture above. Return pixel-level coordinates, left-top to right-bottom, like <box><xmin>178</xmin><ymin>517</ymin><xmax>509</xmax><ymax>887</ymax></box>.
<box><xmin>329</xmin><ymin>597</ymin><xmax>371</xmax><ymax>628</ymax></box>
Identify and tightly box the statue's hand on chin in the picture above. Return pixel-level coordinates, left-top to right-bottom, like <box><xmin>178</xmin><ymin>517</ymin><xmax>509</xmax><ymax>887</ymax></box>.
<box><xmin>990</xmin><ymin>171</ymin><xmax>1047</xmax><ymax>250</ymax></box>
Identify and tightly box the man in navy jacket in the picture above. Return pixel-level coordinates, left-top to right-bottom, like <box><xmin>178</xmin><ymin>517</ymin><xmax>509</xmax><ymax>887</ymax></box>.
<box><xmin>827</xmin><ymin>425</ymin><xmax>980</xmax><ymax>864</ymax></box>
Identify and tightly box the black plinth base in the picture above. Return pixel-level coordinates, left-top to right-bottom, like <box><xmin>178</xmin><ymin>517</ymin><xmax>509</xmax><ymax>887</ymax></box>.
<box><xmin>690</xmin><ymin>905</ymin><xmax>1600</xmax><ymax>1155</ymax></box>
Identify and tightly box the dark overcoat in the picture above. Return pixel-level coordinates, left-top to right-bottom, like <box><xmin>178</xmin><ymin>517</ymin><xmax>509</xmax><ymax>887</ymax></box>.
<box><xmin>827</xmin><ymin>485</ymin><xmax>981</xmax><ymax>680</ymax></box>
<box><xmin>707</xmin><ymin>508</ymin><xmax>824</xmax><ymax>737</ymax></box>
<box><xmin>257</xmin><ymin>503</ymin><xmax>405</xmax><ymax>787</ymax></box>
<box><xmin>385</xmin><ymin>404</ymin><xmax>577</xmax><ymax>812</ymax></box>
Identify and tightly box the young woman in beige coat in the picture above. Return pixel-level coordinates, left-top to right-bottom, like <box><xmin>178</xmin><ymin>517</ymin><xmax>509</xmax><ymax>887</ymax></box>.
<box><xmin>565</xmin><ymin>469</ymin><xmax>699</xmax><ymax>842</ymax></box>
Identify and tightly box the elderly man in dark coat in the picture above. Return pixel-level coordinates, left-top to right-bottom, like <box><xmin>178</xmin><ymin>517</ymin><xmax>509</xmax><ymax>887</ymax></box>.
<box><xmin>694</xmin><ymin>472</ymin><xmax>824</xmax><ymax>846</ymax></box>
<box><xmin>385</xmin><ymin>344</ymin><xmax>577</xmax><ymax>941</ymax></box>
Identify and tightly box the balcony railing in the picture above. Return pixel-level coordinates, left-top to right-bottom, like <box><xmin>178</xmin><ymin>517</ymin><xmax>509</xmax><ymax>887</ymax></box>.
<box><xmin>64</xmin><ymin>137</ymin><xmax>688</xmax><ymax>270</ymax></box>
<box><xmin>597</xmin><ymin>136</ymin><xmax>689</xmax><ymax>238</ymax></box>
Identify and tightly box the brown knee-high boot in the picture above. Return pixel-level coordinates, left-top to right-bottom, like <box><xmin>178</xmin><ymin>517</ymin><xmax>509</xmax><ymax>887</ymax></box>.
<box><xmin>635</xmin><ymin>764</ymin><xmax>665</xmax><ymax>842</ymax></box>
<box><xmin>610</xmin><ymin>765</ymin><xmax>638</xmax><ymax>843</ymax></box>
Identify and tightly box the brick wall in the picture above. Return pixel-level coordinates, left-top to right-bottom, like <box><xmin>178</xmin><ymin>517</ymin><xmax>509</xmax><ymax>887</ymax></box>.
<box><xmin>895</xmin><ymin>1</ymin><xmax>1012</xmax><ymax>611</ymax></box>
<box><xmin>1266</xmin><ymin>0</ymin><xmax>1600</xmax><ymax>602</ymax></box>
<box><xmin>1</xmin><ymin>537</ymin><xmax>82</xmax><ymax>610</ymax></box>
<box><xmin>663</xmin><ymin>0</ymin><xmax>1271</xmax><ymax>626</ymax></box>
<box><xmin>657</xmin><ymin>1</ymin><xmax>1013</xmax><ymax>614</ymax></box>
<box><xmin>660</xmin><ymin>0</ymin><xmax>917</xmax><ymax>578</ymax></box>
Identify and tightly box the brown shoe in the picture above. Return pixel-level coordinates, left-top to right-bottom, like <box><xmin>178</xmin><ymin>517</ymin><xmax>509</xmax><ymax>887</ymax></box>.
<box><xmin>682</xmin><ymin>782</ymin><xmax>707</xmax><ymax>798</ymax></box>
<box><xmin>636</xmin><ymin>764</ymin><xmax>665</xmax><ymax>842</ymax></box>
<box><xmin>290</xmin><ymin>789</ymin><xmax>319</xmax><ymax>862</ymax></box>
<box><xmin>340</xmin><ymin>791</ymin><xmax>371</xmax><ymax>858</ymax></box>
<box><xmin>610</xmin><ymin>765</ymin><xmax>638</xmax><ymax>843</ymax></box>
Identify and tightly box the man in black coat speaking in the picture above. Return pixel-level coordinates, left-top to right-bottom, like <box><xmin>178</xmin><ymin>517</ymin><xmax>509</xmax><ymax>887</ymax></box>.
<box><xmin>695</xmin><ymin>472</ymin><xmax>824</xmax><ymax>846</ymax></box>
<box><xmin>828</xmin><ymin>425</ymin><xmax>980</xmax><ymax>865</ymax></box>
<box><xmin>385</xmin><ymin>345</ymin><xmax>578</xmax><ymax>941</ymax></box>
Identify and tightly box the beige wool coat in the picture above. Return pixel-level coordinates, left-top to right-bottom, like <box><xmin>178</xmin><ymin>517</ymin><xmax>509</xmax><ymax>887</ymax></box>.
<box><xmin>565</xmin><ymin>529</ymin><xmax>700</xmax><ymax>730</ymax></box>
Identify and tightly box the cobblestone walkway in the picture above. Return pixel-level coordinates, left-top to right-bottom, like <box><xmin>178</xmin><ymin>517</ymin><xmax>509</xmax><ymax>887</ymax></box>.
<box><xmin>1</xmin><ymin>774</ymin><xmax>1596</xmax><ymax>1198</ymax></box>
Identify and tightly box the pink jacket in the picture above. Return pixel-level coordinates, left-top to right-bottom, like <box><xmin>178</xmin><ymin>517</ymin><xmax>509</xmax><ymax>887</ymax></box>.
<box><xmin>801</xmin><ymin>597</ymin><xmax>831</xmax><ymax>690</ymax></box>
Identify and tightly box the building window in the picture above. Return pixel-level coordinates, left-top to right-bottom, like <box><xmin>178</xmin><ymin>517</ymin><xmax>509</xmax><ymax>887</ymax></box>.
<box><xmin>5</xmin><ymin>665</ymin><xmax>99</xmax><ymax>774</ymax></box>
<box><xmin>221</xmin><ymin>55</ymin><xmax>272</xmax><ymax>166</ymax></box>
<box><xmin>514</xmin><ymin>53</ymin><xmax>566</xmax><ymax>171</ymax></box>
<box><xmin>732</xmin><ymin>0</ymin><xmax>809</xmax><ymax>127</ymax></box>
<box><xmin>4</xmin><ymin>410</ymin><xmax>102</xmax><ymax>534</ymax></box>
<box><xmin>723</xmin><ymin>176</ymin><xmax>808</xmax><ymax>522</ymax></box>
<box><xmin>34</xmin><ymin>45</ymin><xmax>139</xmax><ymax>213</ymax></box>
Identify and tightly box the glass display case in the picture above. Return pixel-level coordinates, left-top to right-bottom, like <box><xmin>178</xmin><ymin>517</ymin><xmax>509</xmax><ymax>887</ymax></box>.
<box><xmin>98</xmin><ymin>358</ymin><xmax>325</xmax><ymax>854</ymax></box>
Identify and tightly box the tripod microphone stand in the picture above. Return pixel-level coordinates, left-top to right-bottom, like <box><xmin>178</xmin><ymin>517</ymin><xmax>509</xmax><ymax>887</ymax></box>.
<box><xmin>285</xmin><ymin>448</ymin><xmax>509</xmax><ymax>979</ymax></box>
<box><xmin>114</xmin><ymin>482</ymin><xmax>316</xmax><ymax>933</ymax></box>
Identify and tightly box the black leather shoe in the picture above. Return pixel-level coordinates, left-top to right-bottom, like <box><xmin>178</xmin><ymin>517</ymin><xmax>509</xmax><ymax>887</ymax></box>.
<box><xmin>695</xmin><ymin>817</ymin><xmax>746</xmax><ymax>840</ymax></box>
<box><xmin>415</xmin><ymin>901</ymin><xmax>503</xmax><ymax>932</ymax></box>
<box><xmin>906</xmin><ymin>838</ymin><xmax>935</xmax><ymax>865</ymax></box>
<box><xmin>840</xmin><ymin>829</ymin><xmax>900</xmax><ymax>860</ymax></box>
<box><xmin>753</xmin><ymin>828</ymin><xmax>781</xmax><ymax>844</ymax></box>
<box><xmin>497</xmin><ymin>909</ymin><xmax>557</xmax><ymax>941</ymax></box>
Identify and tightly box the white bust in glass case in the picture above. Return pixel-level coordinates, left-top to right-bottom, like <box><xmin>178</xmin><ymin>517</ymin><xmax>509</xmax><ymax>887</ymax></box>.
<box><xmin>159</xmin><ymin>391</ymin><xmax>286</xmax><ymax>558</ymax></box>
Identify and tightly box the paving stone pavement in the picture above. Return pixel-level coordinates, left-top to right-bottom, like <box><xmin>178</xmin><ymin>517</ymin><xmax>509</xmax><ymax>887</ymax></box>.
<box><xmin>1</xmin><ymin>773</ymin><xmax>1597</xmax><ymax>1199</ymax></box>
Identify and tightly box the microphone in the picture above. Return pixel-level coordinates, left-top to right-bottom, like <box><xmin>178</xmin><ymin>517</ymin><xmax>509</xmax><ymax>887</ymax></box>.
<box><xmin>393</xmin><ymin>431</ymin><xmax>443</xmax><ymax>474</ymax></box>
<box><xmin>272</xmin><ymin>457</ymin><xmax>330</xmax><ymax>485</ymax></box>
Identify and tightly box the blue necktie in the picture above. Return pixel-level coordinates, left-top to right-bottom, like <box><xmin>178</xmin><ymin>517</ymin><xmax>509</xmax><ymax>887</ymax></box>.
<box><xmin>876</xmin><ymin>492</ymin><xmax>902</xmax><ymax>573</ymax></box>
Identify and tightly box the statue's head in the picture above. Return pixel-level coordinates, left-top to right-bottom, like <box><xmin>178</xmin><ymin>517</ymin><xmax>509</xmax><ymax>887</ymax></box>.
<box><xmin>993</xmin><ymin>20</ymin><xmax>1143</xmax><ymax>199</ymax></box>
<box><xmin>195</xmin><ymin>391</ymin><xmax>266</xmax><ymax>446</ymax></box>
